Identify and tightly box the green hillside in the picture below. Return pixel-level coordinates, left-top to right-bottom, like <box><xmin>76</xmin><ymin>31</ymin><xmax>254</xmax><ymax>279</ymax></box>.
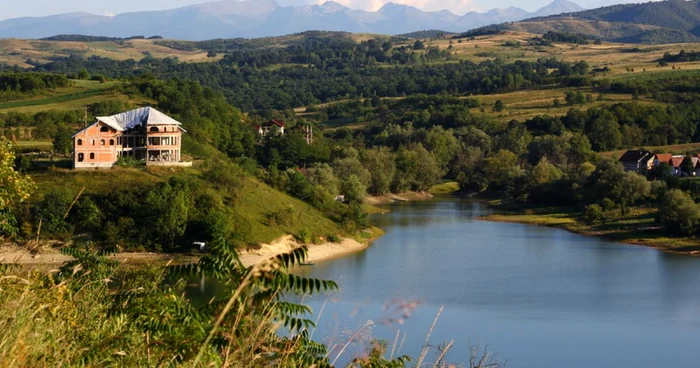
<box><xmin>29</xmin><ymin>165</ymin><xmax>345</xmax><ymax>247</ymax></box>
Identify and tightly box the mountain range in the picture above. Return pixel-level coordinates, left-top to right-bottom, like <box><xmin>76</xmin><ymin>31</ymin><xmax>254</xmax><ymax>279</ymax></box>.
<box><xmin>0</xmin><ymin>0</ymin><xmax>584</xmax><ymax>40</ymax></box>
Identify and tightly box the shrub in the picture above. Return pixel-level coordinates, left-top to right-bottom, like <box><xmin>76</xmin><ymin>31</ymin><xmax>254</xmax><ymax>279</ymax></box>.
<box><xmin>295</xmin><ymin>228</ymin><xmax>313</xmax><ymax>244</ymax></box>
<box><xmin>265</xmin><ymin>207</ymin><xmax>295</xmax><ymax>227</ymax></box>
<box><xmin>115</xmin><ymin>156</ymin><xmax>143</xmax><ymax>168</ymax></box>
<box><xmin>583</xmin><ymin>204</ymin><xmax>605</xmax><ymax>224</ymax></box>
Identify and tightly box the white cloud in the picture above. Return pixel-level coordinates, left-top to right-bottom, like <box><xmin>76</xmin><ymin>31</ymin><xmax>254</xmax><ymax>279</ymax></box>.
<box><xmin>311</xmin><ymin>0</ymin><xmax>478</xmax><ymax>14</ymax></box>
<box><xmin>103</xmin><ymin>11</ymin><xmax>115</xmax><ymax>17</ymax></box>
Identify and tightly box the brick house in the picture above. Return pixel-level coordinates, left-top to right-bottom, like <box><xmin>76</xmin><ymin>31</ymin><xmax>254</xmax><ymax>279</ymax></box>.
<box><xmin>72</xmin><ymin>107</ymin><xmax>186</xmax><ymax>169</ymax></box>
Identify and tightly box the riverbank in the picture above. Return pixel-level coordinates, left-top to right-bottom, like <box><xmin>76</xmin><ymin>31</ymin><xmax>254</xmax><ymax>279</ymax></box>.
<box><xmin>238</xmin><ymin>233</ymin><xmax>378</xmax><ymax>267</ymax></box>
<box><xmin>364</xmin><ymin>191</ymin><xmax>434</xmax><ymax>206</ymax></box>
<box><xmin>0</xmin><ymin>229</ymin><xmax>382</xmax><ymax>267</ymax></box>
<box><xmin>478</xmin><ymin>199</ymin><xmax>700</xmax><ymax>255</ymax></box>
<box><xmin>0</xmin><ymin>244</ymin><xmax>200</xmax><ymax>266</ymax></box>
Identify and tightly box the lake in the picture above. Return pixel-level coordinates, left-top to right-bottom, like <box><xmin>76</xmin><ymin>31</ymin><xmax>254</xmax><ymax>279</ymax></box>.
<box><xmin>293</xmin><ymin>198</ymin><xmax>700</xmax><ymax>367</ymax></box>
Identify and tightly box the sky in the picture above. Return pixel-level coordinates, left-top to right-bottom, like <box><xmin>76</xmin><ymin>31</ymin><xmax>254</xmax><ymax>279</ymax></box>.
<box><xmin>0</xmin><ymin>0</ymin><xmax>642</xmax><ymax>20</ymax></box>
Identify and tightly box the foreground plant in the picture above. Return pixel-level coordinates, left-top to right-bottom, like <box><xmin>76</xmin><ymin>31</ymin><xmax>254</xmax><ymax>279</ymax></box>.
<box><xmin>0</xmin><ymin>240</ymin><xmax>336</xmax><ymax>367</ymax></box>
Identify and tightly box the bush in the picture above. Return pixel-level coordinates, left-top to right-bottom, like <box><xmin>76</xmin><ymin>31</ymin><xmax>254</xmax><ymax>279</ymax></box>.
<box><xmin>265</xmin><ymin>207</ymin><xmax>295</xmax><ymax>227</ymax></box>
<box><xmin>583</xmin><ymin>204</ymin><xmax>605</xmax><ymax>224</ymax></box>
<box><xmin>115</xmin><ymin>156</ymin><xmax>143</xmax><ymax>168</ymax></box>
<box><xmin>327</xmin><ymin>233</ymin><xmax>342</xmax><ymax>243</ymax></box>
<box><xmin>295</xmin><ymin>228</ymin><xmax>313</xmax><ymax>244</ymax></box>
<box><xmin>34</xmin><ymin>190</ymin><xmax>74</xmax><ymax>240</ymax></box>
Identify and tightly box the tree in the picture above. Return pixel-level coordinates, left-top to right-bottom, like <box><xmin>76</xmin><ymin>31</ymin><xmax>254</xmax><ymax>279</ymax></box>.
<box><xmin>52</xmin><ymin>124</ymin><xmax>73</xmax><ymax>155</ymax></box>
<box><xmin>0</xmin><ymin>138</ymin><xmax>35</xmax><ymax>238</ymax></box>
<box><xmin>588</xmin><ymin>112</ymin><xmax>622</xmax><ymax>151</ymax></box>
<box><xmin>341</xmin><ymin>174</ymin><xmax>366</xmax><ymax>203</ymax></box>
<box><xmin>413</xmin><ymin>40</ymin><xmax>425</xmax><ymax>50</ymax></box>
<box><xmin>144</xmin><ymin>182</ymin><xmax>189</xmax><ymax>249</ymax></box>
<box><xmin>77</xmin><ymin>68</ymin><xmax>90</xmax><ymax>80</ymax></box>
<box><xmin>658</xmin><ymin>189</ymin><xmax>700</xmax><ymax>236</ymax></box>
<box><xmin>618</xmin><ymin>172</ymin><xmax>651</xmax><ymax>215</ymax></box>
<box><xmin>586</xmin><ymin>158</ymin><xmax>626</xmax><ymax>205</ymax></box>
<box><xmin>484</xmin><ymin>150</ymin><xmax>522</xmax><ymax>189</ymax></box>
<box><xmin>423</xmin><ymin>126</ymin><xmax>459</xmax><ymax>170</ymax></box>
<box><xmin>529</xmin><ymin>157</ymin><xmax>562</xmax><ymax>185</ymax></box>
<box><xmin>305</xmin><ymin>163</ymin><xmax>340</xmax><ymax>196</ymax></box>
<box><xmin>412</xmin><ymin>144</ymin><xmax>443</xmax><ymax>191</ymax></box>
<box><xmin>332</xmin><ymin>157</ymin><xmax>371</xmax><ymax>187</ymax></box>
<box><xmin>493</xmin><ymin>100</ymin><xmax>505</xmax><ymax>112</ymax></box>
<box><xmin>361</xmin><ymin>147</ymin><xmax>396</xmax><ymax>195</ymax></box>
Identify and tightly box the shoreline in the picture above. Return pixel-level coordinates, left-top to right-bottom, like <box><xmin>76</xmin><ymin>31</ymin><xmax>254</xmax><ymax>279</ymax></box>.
<box><xmin>364</xmin><ymin>191</ymin><xmax>434</xmax><ymax>206</ymax></box>
<box><xmin>0</xmin><ymin>233</ymin><xmax>378</xmax><ymax>267</ymax></box>
<box><xmin>238</xmin><ymin>234</ymin><xmax>374</xmax><ymax>267</ymax></box>
<box><xmin>477</xmin><ymin>208</ymin><xmax>700</xmax><ymax>256</ymax></box>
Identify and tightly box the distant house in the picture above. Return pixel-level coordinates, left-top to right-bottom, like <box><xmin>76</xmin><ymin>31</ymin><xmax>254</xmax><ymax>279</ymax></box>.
<box><xmin>256</xmin><ymin>119</ymin><xmax>314</xmax><ymax>144</ymax></box>
<box><xmin>256</xmin><ymin>119</ymin><xmax>286</xmax><ymax>137</ymax></box>
<box><xmin>693</xmin><ymin>157</ymin><xmax>700</xmax><ymax>177</ymax></box>
<box><xmin>72</xmin><ymin>107</ymin><xmax>187</xmax><ymax>169</ymax></box>
<box><xmin>293</xmin><ymin>124</ymin><xmax>314</xmax><ymax>144</ymax></box>
<box><xmin>618</xmin><ymin>150</ymin><xmax>654</xmax><ymax>173</ymax></box>
<box><xmin>670</xmin><ymin>155</ymin><xmax>686</xmax><ymax>176</ymax></box>
<box><xmin>653</xmin><ymin>153</ymin><xmax>672</xmax><ymax>167</ymax></box>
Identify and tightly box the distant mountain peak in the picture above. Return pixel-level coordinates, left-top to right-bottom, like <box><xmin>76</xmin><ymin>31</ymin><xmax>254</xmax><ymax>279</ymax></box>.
<box><xmin>534</xmin><ymin>0</ymin><xmax>585</xmax><ymax>17</ymax></box>
<box><xmin>320</xmin><ymin>1</ymin><xmax>347</xmax><ymax>12</ymax></box>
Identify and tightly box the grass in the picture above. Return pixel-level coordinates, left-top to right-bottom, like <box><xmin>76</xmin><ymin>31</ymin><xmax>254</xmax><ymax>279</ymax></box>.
<box><xmin>429</xmin><ymin>181</ymin><xmax>460</xmax><ymax>195</ymax></box>
<box><xmin>12</xmin><ymin>140</ymin><xmax>52</xmax><ymax>148</ymax></box>
<box><xmin>0</xmin><ymin>88</ymin><xmax>113</xmax><ymax>110</ymax></box>
<box><xmin>0</xmin><ymin>80</ymin><xmax>154</xmax><ymax>114</ymax></box>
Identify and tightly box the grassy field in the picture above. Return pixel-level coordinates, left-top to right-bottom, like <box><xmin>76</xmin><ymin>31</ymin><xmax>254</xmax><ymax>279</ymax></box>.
<box><xmin>0</xmin><ymin>79</ymin><xmax>154</xmax><ymax>115</ymax></box>
<box><xmin>480</xmin><ymin>200</ymin><xmax>700</xmax><ymax>252</ymax></box>
<box><xmin>0</xmin><ymin>38</ymin><xmax>219</xmax><ymax>67</ymax></box>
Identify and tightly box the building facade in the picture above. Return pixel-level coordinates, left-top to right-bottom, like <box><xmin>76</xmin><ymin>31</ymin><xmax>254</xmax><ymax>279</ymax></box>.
<box><xmin>618</xmin><ymin>150</ymin><xmax>654</xmax><ymax>173</ymax></box>
<box><xmin>72</xmin><ymin>107</ymin><xmax>186</xmax><ymax>169</ymax></box>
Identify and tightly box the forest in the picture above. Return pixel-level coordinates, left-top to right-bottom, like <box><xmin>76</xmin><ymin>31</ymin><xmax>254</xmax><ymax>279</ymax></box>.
<box><xmin>30</xmin><ymin>38</ymin><xmax>585</xmax><ymax>113</ymax></box>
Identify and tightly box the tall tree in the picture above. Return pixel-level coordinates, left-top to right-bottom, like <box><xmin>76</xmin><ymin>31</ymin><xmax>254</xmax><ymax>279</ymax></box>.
<box><xmin>0</xmin><ymin>138</ymin><xmax>35</xmax><ymax>238</ymax></box>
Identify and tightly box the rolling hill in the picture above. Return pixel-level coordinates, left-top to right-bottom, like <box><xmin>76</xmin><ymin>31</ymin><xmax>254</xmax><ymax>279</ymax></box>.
<box><xmin>487</xmin><ymin>0</ymin><xmax>700</xmax><ymax>44</ymax></box>
<box><xmin>0</xmin><ymin>0</ymin><xmax>583</xmax><ymax>40</ymax></box>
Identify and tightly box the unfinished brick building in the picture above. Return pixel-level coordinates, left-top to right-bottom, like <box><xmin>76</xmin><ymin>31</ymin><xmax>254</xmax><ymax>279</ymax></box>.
<box><xmin>72</xmin><ymin>107</ymin><xmax>186</xmax><ymax>169</ymax></box>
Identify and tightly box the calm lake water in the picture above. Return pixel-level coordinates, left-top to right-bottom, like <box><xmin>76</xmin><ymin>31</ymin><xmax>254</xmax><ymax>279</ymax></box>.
<box><xmin>292</xmin><ymin>198</ymin><xmax>700</xmax><ymax>367</ymax></box>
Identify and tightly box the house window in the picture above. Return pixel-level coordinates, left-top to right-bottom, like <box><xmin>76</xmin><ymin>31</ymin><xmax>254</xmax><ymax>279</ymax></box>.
<box><xmin>109</xmin><ymin>139</ymin><xmax>114</xmax><ymax>146</ymax></box>
<box><xmin>78</xmin><ymin>153</ymin><xmax>84</xmax><ymax>162</ymax></box>
<box><xmin>150</xmin><ymin>127</ymin><xmax>159</xmax><ymax>132</ymax></box>
<box><xmin>101</xmin><ymin>139</ymin><xmax>106</xmax><ymax>146</ymax></box>
<box><xmin>77</xmin><ymin>139</ymin><xmax>83</xmax><ymax>146</ymax></box>
<box><xmin>91</xmin><ymin>139</ymin><xmax>95</xmax><ymax>146</ymax></box>
<box><xmin>100</xmin><ymin>126</ymin><xmax>109</xmax><ymax>133</ymax></box>
<box><xmin>89</xmin><ymin>153</ymin><xmax>95</xmax><ymax>160</ymax></box>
